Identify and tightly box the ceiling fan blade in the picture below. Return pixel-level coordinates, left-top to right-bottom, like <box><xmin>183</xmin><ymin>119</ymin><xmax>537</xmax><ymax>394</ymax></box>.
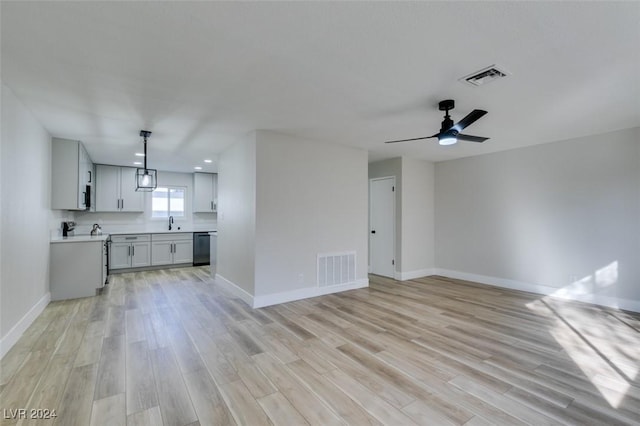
<box><xmin>453</xmin><ymin>109</ymin><xmax>487</xmax><ymax>132</ymax></box>
<box><xmin>457</xmin><ymin>134</ymin><xmax>489</xmax><ymax>143</ymax></box>
<box><xmin>384</xmin><ymin>134</ymin><xmax>438</xmax><ymax>144</ymax></box>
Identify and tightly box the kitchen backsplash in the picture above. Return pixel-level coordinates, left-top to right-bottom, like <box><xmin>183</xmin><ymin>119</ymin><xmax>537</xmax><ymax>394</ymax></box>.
<box><xmin>73</xmin><ymin>211</ymin><xmax>216</xmax><ymax>235</ymax></box>
<box><xmin>50</xmin><ymin>209</ymin><xmax>76</xmax><ymax>238</ymax></box>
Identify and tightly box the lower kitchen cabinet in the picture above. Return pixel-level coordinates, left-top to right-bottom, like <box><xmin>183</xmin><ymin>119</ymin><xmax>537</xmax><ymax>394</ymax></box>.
<box><xmin>151</xmin><ymin>233</ymin><xmax>193</xmax><ymax>265</ymax></box>
<box><xmin>110</xmin><ymin>234</ymin><xmax>151</xmax><ymax>269</ymax></box>
<box><xmin>50</xmin><ymin>239</ymin><xmax>107</xmax><ymax>300</ymax></box>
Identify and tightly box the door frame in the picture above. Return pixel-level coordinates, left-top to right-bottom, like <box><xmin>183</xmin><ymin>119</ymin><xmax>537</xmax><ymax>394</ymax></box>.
<box><xmin>369</xmin><ymin>176</ymin><xmax>396</xmax><ymax>277</ymax></box>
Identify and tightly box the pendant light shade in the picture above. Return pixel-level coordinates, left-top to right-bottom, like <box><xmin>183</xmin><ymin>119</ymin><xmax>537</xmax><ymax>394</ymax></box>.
<box><xmin>136</xmin><ymin>130</ymin><xmax>157</xmax><ymax>191</ymax></box>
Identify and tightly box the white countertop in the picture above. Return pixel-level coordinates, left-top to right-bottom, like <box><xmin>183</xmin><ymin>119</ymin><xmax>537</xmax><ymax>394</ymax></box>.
<box><xmin>51</xmin><ymin>229</ymin><xmax>217</xmax><ymax>243</ymax></box>
<box><xmin>51</xmin><ymin>234</ymin><xmax>111</xmax><ymax>244</ymax></box>
<box><xmin>107</xmin><ymin>228</ymin><xmax>216</xmax><ymax>235</ymax></box>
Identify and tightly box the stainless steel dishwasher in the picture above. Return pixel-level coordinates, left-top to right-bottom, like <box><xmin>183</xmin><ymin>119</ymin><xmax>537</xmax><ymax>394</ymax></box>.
<box><xmin>193</xmin><ymin>232</ymin><xmax>210</xmax><ymax>266</ymax></box>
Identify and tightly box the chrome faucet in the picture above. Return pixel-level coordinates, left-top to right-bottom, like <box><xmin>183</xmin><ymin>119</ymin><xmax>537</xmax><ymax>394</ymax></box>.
<box><xmin>169</xmin><ymin>215</ymin><xmax>174</xmax><ymax>231</ymax></box>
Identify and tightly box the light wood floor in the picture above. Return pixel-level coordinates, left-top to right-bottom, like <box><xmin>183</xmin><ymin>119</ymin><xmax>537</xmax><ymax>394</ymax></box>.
<box><xmin>2</xmin><ymin>267</ymin><xmax>639</xmax><ymax>426</ymax></box>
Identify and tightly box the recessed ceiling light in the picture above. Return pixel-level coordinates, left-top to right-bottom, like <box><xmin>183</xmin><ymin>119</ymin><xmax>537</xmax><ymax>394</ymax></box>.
<box><xmin>135</xmin><ymin>153</ymin><xmax>145</xmax><ymax>157</ymax></box>
<box><xmin>133</xmin><ymin>161</ymin><xmax>142</xmax><ymax>165</ymax></box>
<box><xmin>194</xmin><ymin>166</ymin><xmax>202</xmax><ymax>170</ymax></box>
<box><xmin>204</xmin><ymin>159</ymin><xmax>212</xmax><ymax>163</ymax></box>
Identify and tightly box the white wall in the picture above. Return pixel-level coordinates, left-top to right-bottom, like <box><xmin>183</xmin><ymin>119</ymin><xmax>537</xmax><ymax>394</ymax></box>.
<box><xmin>435</xmin><ymin>127</ymin><xmax>640</xmax><ymax>311</ymax></box>
<box><xmin>74</xmin><ymin>171</ymin><xmax>216</xmax><ymax>234</ymax></box>
<box><xmin>400</xmin><ymin>157</ymin><xmax>435</xmax><ymax>277</ymax></box>
<box><xmin>1</xmin><ymin>84</ymin><xmax>53</xmax><ymax>356</ymax></box>
<box><xmin>217</xmin><ymin>132</ymin><xmax>257</xmax><ymax>296</ymax></box>
<box><xmin>254</xmin><ymin>131</ymin><xmax>369</xmax><ymax>299</ymax></box>
<box><xmin>368</xmin><ymin>157</ymin><xmax>435</xmax><ymax>279</ymax></box>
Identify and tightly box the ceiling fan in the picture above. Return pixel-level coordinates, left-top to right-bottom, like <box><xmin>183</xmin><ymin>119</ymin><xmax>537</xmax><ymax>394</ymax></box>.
<box><xmin>384</xmin><ymin>99</ymin><xmax>489</xmax><ymax>146</ymax></box>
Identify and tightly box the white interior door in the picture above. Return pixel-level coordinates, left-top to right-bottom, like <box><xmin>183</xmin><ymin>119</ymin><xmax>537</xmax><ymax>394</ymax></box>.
<box><xmin>369</xmin><ymin>177</ymin><xmax>395</xmax><ymax>278</ymax></box>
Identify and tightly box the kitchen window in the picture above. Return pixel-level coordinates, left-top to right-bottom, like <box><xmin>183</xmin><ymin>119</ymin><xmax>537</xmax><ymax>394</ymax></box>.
<box><xmin>152</xmin><ymin>187</ymin><xmax>185</xmax><ymax>218</ymax></box>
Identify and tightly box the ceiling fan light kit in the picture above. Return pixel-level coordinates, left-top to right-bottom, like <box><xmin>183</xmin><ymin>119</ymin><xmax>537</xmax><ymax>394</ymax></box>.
<box><xmin>384</xmin><ymin>99</ymin><xmax>489</xmax><ymax>146</ymax></box>
<box><xmin>135</xmin><ymin>130</ymin><xmax>157</xmax><ymax>192</ymax></box>
<box><xmin>438</xmin><ymin>135</ymin><xmax>458</xmax><ymax>146</ymax></box>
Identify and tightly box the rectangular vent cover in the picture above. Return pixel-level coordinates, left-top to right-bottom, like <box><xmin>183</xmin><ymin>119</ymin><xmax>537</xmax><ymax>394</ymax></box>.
<box><xmin>318</xmin><ymin>252</ymin><xmax>356</xmax><ymax>287</ymax></box>
<box><xmin>460</xmin><ymin>64</ymin><xmax>509</xmax><ymax>87</ymax></box>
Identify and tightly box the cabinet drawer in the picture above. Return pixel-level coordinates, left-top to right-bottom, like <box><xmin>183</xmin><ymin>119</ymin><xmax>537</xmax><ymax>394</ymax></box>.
<box><xmin>111</xmin><ymin>234</ymin><xmax>151</xmax><ymax>243</ymax></box>
<box><xmin>152</xmin><ymin>233</ymin><xmax>192</xmax><ymax>242</ymax></box>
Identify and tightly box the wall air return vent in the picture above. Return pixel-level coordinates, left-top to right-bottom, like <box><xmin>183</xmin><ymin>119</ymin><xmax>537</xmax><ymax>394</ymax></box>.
<box><xmin>460</xmin><ymin>65</ymin><xmax>509</xmax><ymax>87</ymax></box>
<box><xmin>318</xmin><ymin>252</ymin><xmax>356</xmax><ymax>287</ymax></box>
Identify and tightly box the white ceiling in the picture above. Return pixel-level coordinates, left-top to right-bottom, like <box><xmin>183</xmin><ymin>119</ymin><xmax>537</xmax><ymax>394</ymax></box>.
<box><xmin>2</xmin><ymin>2</ymin><xmax>639</xmax><ymax>172</ymax></box>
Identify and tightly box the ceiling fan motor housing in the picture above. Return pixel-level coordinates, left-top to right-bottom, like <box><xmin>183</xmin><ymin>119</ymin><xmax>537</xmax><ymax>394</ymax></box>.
<box><xmin>438</xmin><ymin>99</ymin><xmax>455</xmax><ymax>111</ymax></box>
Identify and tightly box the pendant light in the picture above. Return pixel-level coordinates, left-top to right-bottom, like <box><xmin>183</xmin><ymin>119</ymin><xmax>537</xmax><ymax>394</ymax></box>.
<box><xmin>135</xmin><ymin>130</ymin><xmax>157</xmax><ymax>191</ymax></box>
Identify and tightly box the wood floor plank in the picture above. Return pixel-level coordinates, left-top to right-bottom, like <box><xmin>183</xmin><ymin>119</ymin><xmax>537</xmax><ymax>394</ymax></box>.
<box><xmin>74</xmin><ymin>334</ymin><xmax>104</xmax><ymax>367</ymax></box>
<box><xmin>94</xmin><ymin>335</ymin><xmax>126</xmax><ymax>400</ymax></box>
<box><xmin>125</xmin><ymin>406</ymin><xmax>163</xmax><ymax>426</ymax></box>
<box><xmin>183</xmin><ymin>368</ymin><xmax>236</xmax><ymax>426</ymax></box>
<box><xmin>449</xmin><ymin>375</ymin><xmax>559</xmax><ymax>426</ymax></box>
<box><xmin>258</xmin><ymin>392</ymin><xmax>310</xmax><ymax>425</ymax></box>
<box><xmin>149</xmin><ymin>346</ymin><xmax>198</xmax><ymax>426</ymax></box>
<box><xmin>55</xmin><ymin>363</ymin><xmax>99</xmax><ymax>426</ymax></box>
<box><xmin>125</xmin><ymin>340</ymin><xmax>159</xmax><ymax>415</ymax></box>
<box><xmin>218</xmin><ymin>380</ymin><xmax>272</xmax><ymax>426</ymax></box>
<box><xmin>125</xmin><ymin>309</ymin><xmax>145</xmax><ymax>343</ymax></box>
<box><xmin>323</xmin><ymin>368</ymin><xmax>418</xmax><ymax>425</ymax></box>
<box><xmin>287</xmin><ymin>359</ymin><xmax>383</xmax><ymax>426</ymax></box>
<box><xmin>0</xmin><ymin>350</ymin><xmax>51</xmax><ymax>423</ymax></box>
<box><xmin>90</xmin><ymin>393</ymin><xmax>126</xmax><ymax>426</ymax></box>
<box><xmin>201</xmin><ymin>348</ymin><xmax>241</xmax><ymax>385</ymax></box>
<box><xmin>253</xmin><ymin>352</ymin><xmax>344</xmax><ymax>425</ymax></box>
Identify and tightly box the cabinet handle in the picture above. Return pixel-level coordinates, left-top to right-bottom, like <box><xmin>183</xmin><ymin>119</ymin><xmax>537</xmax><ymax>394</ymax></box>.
<box><xmin>211</xmin><ymin>201</ymin><xmax>213</xmax><ymax>211</ymax></box>
<box><xmin>132</xmin><ymin>245</ymin><xmax>135</xmax><ymax>256</ymax></box>
<box><xmin>121</xmin><ymin>199</ymin><xmax>124</xmax><ymax>210</ymax></box>
<box><xmin>82</xmin><ymin>192</ymin><xmax>86</xmax><ymax>206</ymax></box>
<box><xmin>88</xmin><ymin>170</ymin><xmax>92</xmax><ymax>183</ymax></box>
<box><xmin>128</xmin><ymin>246</ymin><xmax>131</xmax><ymax>256</ymax></box>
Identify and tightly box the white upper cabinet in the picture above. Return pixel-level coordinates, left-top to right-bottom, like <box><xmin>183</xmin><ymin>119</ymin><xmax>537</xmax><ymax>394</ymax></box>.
<box><xmin>95</xmin><ymin>165</ymin><xmax>144</xmax><ymax>212</ymax></box>
<box><xmin>119</xmin><ymin>167</ymin><xmax>144</xmax><ymax>212</ymax></box>
<box><xmin>51</xmin><ymin>138</ymin><xmax>94</xmax><ymax>211</ymax></box>
<box><xmin>193</xmin><ymin>172</ymin><xmax>218</xmax><ymax>213</ymax></box>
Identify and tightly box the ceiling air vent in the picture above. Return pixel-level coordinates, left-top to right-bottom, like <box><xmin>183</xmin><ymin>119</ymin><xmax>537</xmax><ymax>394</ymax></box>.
<box><xmin>460</xmin><ymin>65</ymin><xmax>509</xmax><ymax>87</ymax></box>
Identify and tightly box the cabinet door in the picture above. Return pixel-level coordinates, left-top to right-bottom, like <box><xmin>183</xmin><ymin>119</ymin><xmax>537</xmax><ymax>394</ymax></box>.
<box><xmin>193</xmin><ymin>173</ymin><xmax>214</xmax><ymax>212</ymax></box>
<box><xmin>120</xmin><ymin>167</ymin><xmax>144</xmax><ymax>212</ymax></box>
<box><xmin>212</xmin><ymin>173</ymin><xmax>218</xmax><ymax>212</ymax></box>
<box><xmin>96</xmin><ymin>165</ymin><xmax>120</xmax><ymax>212</ymax></box>
<box><xmin>131</xmin><ymin>242</ymin><xmax>151</xmax><ymax>267</ymax></box>
<box><xmin>151</xmin><ymin>241</ymin><xmax>173</xmax><ymax>266</ymax></box>
<box><xmin>173</xmin><ymin>240</ymin><xmax>193</xmax><ymax>264</ymax></box>
<box><xmin>89</xmin><ymin>163</ymin><xmax>96</xmax><ymax>212</ymax></box>
<box><xmin>77</xmin><ymin>144</ymin><xmax>87</xmax><ymax>209</ymax></box>
<box><xmin>110</xmin><ymin>243</ymin><xmax>131</xmax><ymax>269</ymax></box>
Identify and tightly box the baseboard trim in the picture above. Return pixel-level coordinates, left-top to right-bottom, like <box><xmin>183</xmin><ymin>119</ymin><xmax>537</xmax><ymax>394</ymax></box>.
<box><xmin>214</xmin><ymin>274</ymin><xmax>254</xmax><ymax>307</ymax></box>
<box><xmin>433</xmin><ymin>268</ymin><xmax>640</xmax><ymax>313</ymax></box>
<box><xmin>253</xmin><ymin>279</ymin><xmax>369</xmax><ymax>308</ymax></box>
<box><xmin>0</xmin><ymin>292</ymin><xmax>50</xmax><ymax>359</ymax></box>
<box><xmin>395</xmin><ymin>268</ymin><xmax>436</xmax><ymax>281</ymax></box>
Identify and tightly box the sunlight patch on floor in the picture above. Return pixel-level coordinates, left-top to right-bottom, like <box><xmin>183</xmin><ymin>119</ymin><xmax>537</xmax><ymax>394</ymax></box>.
<box><xmin>526</xmin><ymin>267</ymin><xmax>638</xmax><ymax>410</ymax></box>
